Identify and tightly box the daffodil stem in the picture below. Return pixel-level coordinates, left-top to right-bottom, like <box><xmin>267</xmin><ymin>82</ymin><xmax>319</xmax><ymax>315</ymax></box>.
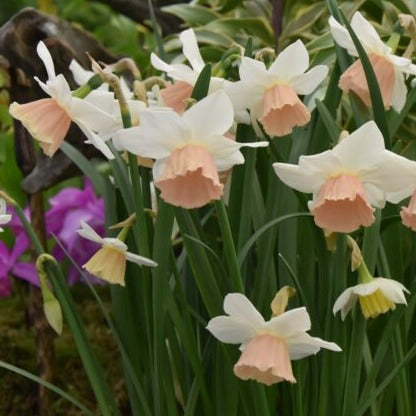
<box><xmin>215</xmin><ymin>200</ymin><xmax>245</xmax><ymax>293</ymax></box>
<box><xmin>72</xmin><ymin>74</ymin><xmax>103</xmax><ymax>98</ymax></box>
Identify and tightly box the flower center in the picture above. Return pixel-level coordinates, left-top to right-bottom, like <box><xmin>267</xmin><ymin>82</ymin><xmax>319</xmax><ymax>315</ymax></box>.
<box><xmin>358</xmin><ymin>289</ymin><xmax>395</xmax><ymax>319</ymax></box>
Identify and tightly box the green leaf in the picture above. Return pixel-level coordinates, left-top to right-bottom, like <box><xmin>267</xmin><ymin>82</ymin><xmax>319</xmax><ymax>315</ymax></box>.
<box><xmin>162</xmin><ymin>4</ymin><xmax>220</xmax><ymax>25</ymax></box>
<box><xmin>191</xmin><ymin>64</ymin><xmax>211</xmax><ymax>100</ymax></box>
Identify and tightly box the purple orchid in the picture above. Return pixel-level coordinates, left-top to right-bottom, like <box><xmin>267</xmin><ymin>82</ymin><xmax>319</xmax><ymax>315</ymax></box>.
<box><xmin>0</xmin><ymin>233</ymin><xmax>38</xmax><ymax>297</ymax></box>
<box><xmin>0</xmin><ymin>179</ymin><xmax>105</xmax><ymax>294</ymax></box>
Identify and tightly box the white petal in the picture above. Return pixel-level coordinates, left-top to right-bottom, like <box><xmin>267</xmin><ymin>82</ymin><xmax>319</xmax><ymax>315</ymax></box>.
<box><xmin>262</xmin><ymin>307</ymin><xmax>311</xmax><ymax>337</ymax></box>
<box><xmin>239</xmin><ymin>58</ymin><xmax>269</xmax><ymax>85</ymax></box>
<box><xmin>152</xmin><ymin>158</ymin><xmax>168</xmax><ymax>182</ymax></box>
<box><xmin>389</xmin><ymin>55</ymin><xmax>412</xmax><ymax>70</ymax></box>
<box><xmin>268</xmin><ymin>39</ymin><xmax>309</xmax><ymax>80</ymax></box>
<box><xmin>223</xmin><ymin>293</ymin><xmax>265</xmax><ymax>328</ymax></box>
<box><xmin>125</xmin><ymin>251</ymin><xmax>158</xmax><ymax>267</ymax></box>
<box><xmin>273</xmin><ymin>162</ymin><xmax>324</xmax><ymax>194</ymax></box>
<box><xmin>37</xmin><ymin>41</ymin><xmax>56</xmax><ymax>80</ymax></box>
<box><xmin>350</xmin><ymin>12</ymin><xmax>390</xmax><ymax>56</ymax></box>
<box><xmin>70</xmin><ymin>97</ymin><xmax>117</xmax><ymax>133</ymax></box>
<box><xmin>333</xmin><ymin>287</ymin><xmax>356</xmax><ymax>321</ymax></box>
<box><xmin>84</xmin><ymin>90</ymin><xmax>116</xmax><ymax>115</ymax></box>
<box><xmin>333</xmin><ymin>121</ymin><xmax>386</xmax><ymax>171</ymax></box>
<box><xmin>362</xmin><ymin>151</ymin><xmax>416</xmax><ymax>203</ymax></box>
<box><xmin>376</xmin><ymin>278</ymin><xmax>409</xmax><ymax>304</ymax></box>
<box><xmin>291</xmin><ymin>65</ymin><xmax>329</xmax><ymax>95</ymax></box>
<box><xmin>180</xmin><ymin>29</ymin><xmax>205</xmax><ymax>72</ymax></box>
<box><xmin>182</xmin><ymin>91</ymin><xmax>234</xmax><ymax>138</ymax></box>
<box><xmin>77</xmin><ymin>221</ymin><xmax>104</xmax><ymax>244</ymax></box>
<box><xmin>329</xmin><ymin>16</ymin><xmax>357</xmax><ymax>56</ymax></box>
<box><xmin>287</xmin><ymin>332</ymin><xmax>342</xmax><ymax>360</ymax></box>
<box><xmin>352</xmin><ymin>281</ymin><xmax>379</xmax><ymax>297</ymax></box>
<box><xmin>364</xmin><ymin>183</ymin><xmax>386</xmax><ymax>208</ymax></box>
<box><xmin>117</xmin><ymin>109</ymin><xmax>186</xmax><ymax>158</ymax></box>
<box><xmin>151</xmin><ymin>53</ymin><xmax>198</xmax><ymax>85</ymax></box>
<box><xmin>225</xmin><ymin>80</ymin><xmax>264</xmax><ymax>113</ymax></box>
<box><xmin>206</xmin><ymin>316</ymin><xmax>257</xmax><ymax>344</ymax></box>
<box><xmin>77</xmin><ymin>124</ymin><xmax>115</xmax><ymax>160</ymax></box>
<box><xmin>391</xmin><ymin>70</ymin><xmax>407</xmax><ymax>113</ymax></box>
<box><xmin>70</xmin><ymin>59</ymin><xmax>97</xmax><ymax>86</ymax></box>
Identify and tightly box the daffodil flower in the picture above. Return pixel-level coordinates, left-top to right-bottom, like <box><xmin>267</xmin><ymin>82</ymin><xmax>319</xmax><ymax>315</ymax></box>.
<box><xmin>401</xmin><ymin>190</ymin><xmax>416</xmax><ymax>230</ymax></box>
<box><xmin>113</xmin><ymin>91</ymin><xmax>268</xmax><ymax>209</ymax></box>
<box><xmin>329</xmin><ymin>11</ymin><xmax>416</xmax><ymax>112</ymax></box>
<box><xmin>333</xmin><ymin>261</ymin><xmax>409</xmax><ymax>320</ymax></box>
<box><xmin>207</xmin><ymin>293</ymin><xmax>341</xmax><ymax>385</ymax></box>
<box><xmin>77</xmin><ymin>221</ymin><xmax>157</xmax><ymax>286</ymax></box>
<box><xmin>0</xmin><ymin>199</ymin><xmax>11</xmax><ymax>232</ymax></box>
<box><xmin>9</xmin><ymin>41</ymin><xmax>116</xmax><ymax>157</ymax></box>
<box><xmin>226</xmin><ymin>39</ymin><xmax>328</xmax><ymax>137</ymax></box>
<box><xmin>273</xmin><ymin>121</ymin><xmax>416</xmax><ymax>233</ymax></box>
<box><xmin>151</xmin><ymin>29</ymin><xmax>225</xmax><ymax>113</ymax></box>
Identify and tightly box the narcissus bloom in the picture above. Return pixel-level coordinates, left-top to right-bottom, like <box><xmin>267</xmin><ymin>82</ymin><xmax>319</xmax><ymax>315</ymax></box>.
<box><xmin>151</xmin><ymin>29</ymin><xmax>225</xmax><ymax>113</ymax></box>
<box><xmin>273</xmin><ymin>121</ymin><xmax>416</xmax><ymax>233</ymax></box>
<box><xmin>329</xmin><ymin>12</ymin><xmax>416</xmax><ymax>112</ymax></box>
<box><xmin>113</xmin><ymin>91</ymin><xmax>268</xmax><ymax>209</ymax></box>
<box><xmin>226</xmin><ymin>40</ymin><xmax>328</xmax><ymax>137</ymax></box>
<box><xmin>0</xmin><ymin>198</ymin><xmax>11</xmax><ymax>232</ymax></box>
<box><xmin>333</xmin><ymin>277</ymin><xmax>409</xmax><ymax>320</ymax></box>
<box><xmin>9</xmin><ymin>41</ymin><xmax>116</xmax><ymax>157</ymax></box>
<box><xmin>77</xmin><ymin>221</ymin><xmax>157</xmax><ymax>286</ymax></box>
<box><xmin>401</xmin><ymin>190</ymin><xmax>416</xmax><ymax>231</ymax></box>
<box><xmin>207</xmin><ymin>293</ymin><xmax>341</xmax><ymax>385</ymax></box>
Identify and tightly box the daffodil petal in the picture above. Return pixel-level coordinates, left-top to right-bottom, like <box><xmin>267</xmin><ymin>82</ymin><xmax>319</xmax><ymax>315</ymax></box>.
<box><xmin>268</xmin><ymin>39</ymin><xmax>309</xmax><ymax>80</ymax></box>
<box><xmin>180</xmin><ymin>29</ymin><xmax>205</xmax><ymax>72</ymax></box>
<box><xmin>263</xmin><ymin>307</ymin><xmax>311</xmax><ymax>337</ymax></box>
<box><xmin>223</xmin><ymin>293</ymin><xmax>265</xmax><ymax>328</ymax></box>
<box><xmin>329</xmin><ymin>15</ymin><xmax>357</xmax><ymax>56</ymax></box>
<box><xmin>77</xmin><ymin>221</ymin><xmax>104</xmax><ymax>244</ymax></box>
<box><xmin>287</xmin><ymin>332</ymin><xmax>341</xmax><ymax>360</ymax></box>
<box><xmin>206</xmin><ymin>316</ymin><xmax>258</xmax><ymax>344</ymax></box>
<box><xmin>125</xmin><ymin>251</ymin><xmax>158</xmax><ymax>267</ymax></box>
<box><xmin>291</xmin><ymin>65</ymin><xmax>329</xmax><ymax>95</ymax></box>
<box><xmin>391</xmin><ymin>70</ymin><xmax>407</xmax><ymax>113</ymax></box>
<box><xmin>37</xmin><ymin>41</ymin><xmax>56</xmax><ymax>80</ymax></box>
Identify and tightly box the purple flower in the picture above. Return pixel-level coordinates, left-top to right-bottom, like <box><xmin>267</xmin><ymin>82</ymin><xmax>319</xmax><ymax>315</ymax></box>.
<box><xmin>47</xmin><ymin>179</ymin><xmax>105</xmax><ymax>284</ymax></box>
<box><xmin>0</xmin><ymin>233</ymin><xmax>38</xmax><ymax>297</ymax></box>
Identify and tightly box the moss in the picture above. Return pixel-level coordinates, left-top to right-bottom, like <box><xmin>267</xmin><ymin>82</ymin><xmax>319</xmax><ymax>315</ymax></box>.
<box><xmin>0</xmin><ymin>285</ymin><xmax>130</xmax><ymax>415</ymax></box>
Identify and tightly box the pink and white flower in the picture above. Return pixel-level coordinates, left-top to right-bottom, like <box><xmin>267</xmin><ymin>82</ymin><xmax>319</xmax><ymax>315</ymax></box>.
<box><xmin>273</xmin><ymin>121</ymin><xmax>416</xmax><ymax>233</ymax></box>
<box><xmin>9</xmin><ymin>42</ymin><xmax>116</xmax><ymax>158</ymax></box>
<box><xmin>151</xmin><ymin>29</ymin><xmax>225</xmax><ymax>113</ymax></box>
<box><xmin>329</xmin><ymin>12</ymin><xmax>416</xmax><ymax>112</ymax></box>
<box><xmin>113</xmin><ymin>91</ymin><xmax>268</xmax><ymax>209</ymax></box>
<box><xmin>207</xmin><ymin>293</ymin><xmax>341</xmax><ymax>385</ymax></box>
<box><xmin>226</xmin><ymin>40</ymin><xmax>328</xmax><ymax>137</ymax></box>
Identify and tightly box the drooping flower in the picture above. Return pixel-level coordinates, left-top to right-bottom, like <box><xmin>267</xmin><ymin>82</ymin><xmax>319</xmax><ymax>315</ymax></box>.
<box><xmin>9</xmin><ymin>41</ymin><xmax>116</xmax><ymax>157</ymax></box>
<box><xmin>400</xmin><ymin>190</ymin><xmax>416</xmax><ymax>231</ymax></box>
<box><xmin>329</xmin><ymin>12</ymin><xmax>416</xmax><ymax>112</ymax></box>
<box><xmin>113</xmin><ymin>91</ymin><xmax>268</xmax><ymax>209</ymax></box>
<box><xmin>0</xmin><ymin>198</ymin><xmax>11</xmax><ymax>232</ymax></box>
<box><xmin>207</xmin><ymin>293</ymin><xmax>341</xmax><ymax>385</ymax></box>
<box><xmin>77</xmin><ymin>221</ymin><xmax>157</xmax><ymax>286</ymax></box>
<box><xmin>151</xmin><ymin>29</ymin><xmax>225</xmax><ymax>113</ymax></box>
<box><xmin>273</xmin><ymin>121</ymin><xmax>416</xmax><ymax>233</ymax></box>
<box><xmin>226</xmin><ymin>40</ymin><xmax>328</xmax><ymax>137</ymax></box>
<box><xmin>333</xmin><ymin>262</ymin><xmax>409</xmax><ymax>320</ymax></box>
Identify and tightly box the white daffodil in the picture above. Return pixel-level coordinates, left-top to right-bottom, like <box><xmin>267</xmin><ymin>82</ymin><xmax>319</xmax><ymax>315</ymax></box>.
<box><xmin>9</xmin><ymin>41</ymin><xmax>116</xmax><ymax>157</ymax></box>
<box><xmin>207</xmin><ymin>293</ymin><xmax>341</xmax><ymax>385</ymax></box>
<box><xmin>333</xmin><ymin>278</ymin><xmax>409</xmax><ymax>320</ymax></box>
<box><xmin>0</xmin><ymin>198</ymin><xmax>11</xmax><ymax>232</ymax></box>
<box><xmin>329</xmin><ymin>11</ymin><xmax>416</xmax><ymax>112</ymax></box>
<box><xmin>77</xmin><ymin>221</ymin><xmax>157</xmax><ymax>286</ymax></box>
<box><xmin>113</xmin><ymin>91</ymin><xmax>268</xmax><ymax>209</ymax></box>
<box><xmin>225</xmin><ymin>39</ymin><xmax>328</xmax><ymax>137</ymax></box>
<box><xmin>273</xmin><ymin>121</ymin><xmax>416</xmax><ymax>233</ymax></box>
<box><xmin>151</xmin><ymin>28</ymin><xmax>226</xmax><ymax>113</ymax></box>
